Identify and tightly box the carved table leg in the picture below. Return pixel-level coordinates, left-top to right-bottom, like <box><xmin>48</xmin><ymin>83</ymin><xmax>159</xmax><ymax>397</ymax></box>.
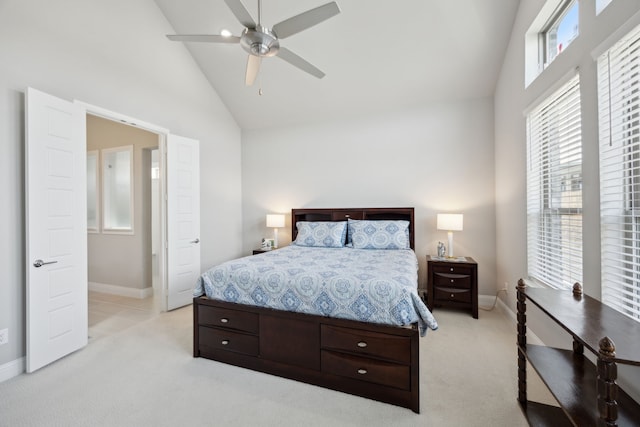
<box><xmin>516</xmin><ymin>279</ymin><xmax>527</xmax><ymax>404</ymax></box>
<box><xmin>597</xmin><ymin>336</ymin><xmax>618</xmax><ymax>426</ymax></box>
<box><xmin>573</xmin><ymin>338</ymin><xmax>584</xmax><ymax>355</ymax></box>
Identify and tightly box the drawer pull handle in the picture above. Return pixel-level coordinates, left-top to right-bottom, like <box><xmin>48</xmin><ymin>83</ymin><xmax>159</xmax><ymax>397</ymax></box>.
<box><xmin>220</xmin><ymin>318</ymin><xmax>229</xmax><ymax>323</ymax></box>
<box><xmin>357</xmin><ymin>341</ymin><xmax>367</xmax><ymax>348</ymax></box>
<box><xmin>221</xmin><ymin>340</ymin><xmax>229</xmax><ymax>345</ymax></box>
<box><xmin>451</xmin><ymin>294</ymin><xmax>454</xmax><ymax>298</ymax></box>
<box><xmin>357</xmin><ymin>369</ymin><xmax>368</xmax><ymax>375</ymax></box>
<box><xmin>451</xmin><ymin>279</ymin><xmax>454</xmax><ymax>283</ymax></box>
<box><xmin>450</xmin><ymin>267</ymin><xmax>454</xmax><ymax>272</ymax></box>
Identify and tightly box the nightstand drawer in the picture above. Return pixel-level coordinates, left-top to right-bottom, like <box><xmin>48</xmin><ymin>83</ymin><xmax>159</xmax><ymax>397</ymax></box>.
<box><xmin>434</xmin><ymin>287</ymin><xmax>471</xmax><ymax>304</ymax></box>
<box><xmin>321</xmin><ymin>325</ymin><xmax>410</xmax><ymax>364</ymax></box>
<box><xmin>432</xmin><ymin>264</ymin><xmax>473</xmax><ymax>276</ymax></box>
<box><xmin>199</xmin><ymin>326</ymin><xmax>259</xmax><ymax>356</ymax></box>
<box><xmin>433</xmin><ymin>272</ymin><xmax>471</xmax><ymax>288</ymax></box>
<box><xmin>321</xmin><ymin>350</ymin><xmax>410</xmax><ymax>390</ymax></box>
<box><xmin>198</xmin><ymin>305</ymin><xmax>259</xmax><ymax>334</ymax></box>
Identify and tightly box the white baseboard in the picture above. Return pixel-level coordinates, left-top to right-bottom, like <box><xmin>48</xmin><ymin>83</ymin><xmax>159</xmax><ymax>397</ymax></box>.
<box><xmin>89</xmin><ymin>282</ymin><xmax>153</xmax><ymax>299</ymax></box>
<box><xmin>479</xmin><ymin>293</ymin><xmax>544</xmax><ymax>345</ymax></box>
<box><xmin>0</xmin><ymin>357</ymin><xmax>24</xmax><ymax>383</ymax></box>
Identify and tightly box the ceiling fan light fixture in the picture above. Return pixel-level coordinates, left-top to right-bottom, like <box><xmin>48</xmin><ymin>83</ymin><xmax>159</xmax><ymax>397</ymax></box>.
<box><xmin>251</xmin><ymin>43</ymin><xmax>269</xmax><ymax>55</ymax></box>
<box><xmin>240</xmin><ymin>27</ymin><xmax>279</xmax><ymax>57</ymax></box>
<box><xmin>220</xmin><ymin>29</ymin><xmax>233</xmax><ymax>37</ymax></box>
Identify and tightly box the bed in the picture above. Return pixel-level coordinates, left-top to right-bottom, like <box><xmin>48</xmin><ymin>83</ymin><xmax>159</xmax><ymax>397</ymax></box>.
<box><xmin>192</xmin><ymin>207</ymin><xmax>437</xmax><ymax>413</ymax></box>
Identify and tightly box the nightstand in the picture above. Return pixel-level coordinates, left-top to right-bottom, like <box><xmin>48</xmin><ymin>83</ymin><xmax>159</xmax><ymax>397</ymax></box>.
<box><xmin>252</xmin><ymin>248</ymin><xmax>273</xmax><ymax>255</ymax></box>
<box><xmin>427</xmin><ymin>255</ymin><xmax>478</xmax><ymax>319</ymax></box>
<box><xmin>252</xmin><ymin>246</ymin><xmax>286</xmax><ymax>255</ymax></box>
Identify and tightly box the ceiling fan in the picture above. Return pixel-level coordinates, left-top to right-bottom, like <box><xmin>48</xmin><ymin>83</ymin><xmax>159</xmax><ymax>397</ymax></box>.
<box><xmin>167</xmin><ymin>0</ymin><xmax>340</xmax><ymax>86</ymax></box>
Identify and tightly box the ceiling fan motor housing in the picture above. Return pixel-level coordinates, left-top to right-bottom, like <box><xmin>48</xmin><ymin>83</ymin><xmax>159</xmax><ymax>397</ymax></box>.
<box><xmin>241</xmin><ymin>26</ymin><xmax>280</xmax><ymax>57</ymax></box>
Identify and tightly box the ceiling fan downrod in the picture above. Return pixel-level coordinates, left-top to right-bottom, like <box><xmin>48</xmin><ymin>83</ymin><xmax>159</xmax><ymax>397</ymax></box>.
<box><xmin>241</xmin><ymin>0</ymin><xmax>279</xmax><ymax>57</ymax></box>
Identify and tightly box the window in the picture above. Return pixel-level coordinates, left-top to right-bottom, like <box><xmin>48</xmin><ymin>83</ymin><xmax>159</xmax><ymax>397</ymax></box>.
<box><xmin>526</xmin><ymin>75</ymin><xmax>583</xmax><ymax>289</ymax></box>
<box><xmin>596</xmin><ymin>0</ymin><xmax>613</xmax><ymax>15</ymax></box>
<box><xmin>525</xmin><ymin>0</ymin><xmax>580</xmax><ymax>87</ymax></box>
<box><xmin>598</xmin><ymin>23</ymin><xmax>640</xmax><ymax>321</ymax></box>
<box><xmin>87</xmin><ymin>150</ymin><xmax>99</xmax><ymax>232</ymax></box>
<box><xmin>102</xmin><ymin>145</ymin><xmax>134</xmax><ymax>233</ymax></box>
<box><xmin>542</xmin><ymin>0</ymin><xmax>579</xmax><ymax>67</ymax></box>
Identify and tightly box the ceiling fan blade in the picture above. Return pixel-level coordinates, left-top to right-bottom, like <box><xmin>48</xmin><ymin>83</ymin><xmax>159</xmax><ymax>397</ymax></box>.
<box><xmin>245</xmin><ymin>55</ymin><xmax>261</xmax><ymax>86</ymax></box>
<box><xmin>224</xmin><ymin>0</ymin><xmax>256</xmax><ymax>29</ymax></box>
<box><xmin>272</xmin><ymin>2</ymin><xmax>340</xmax><ymax>39</ymax></box>
<box><xmin>277</xmin><ymin>47</ymin><xmax>325</xmax><ymax>79</ymax></box>
<box><xmin>167</xmin><ymin>35</ymin><xmax>240</xmax><ymax>44</ymax></box>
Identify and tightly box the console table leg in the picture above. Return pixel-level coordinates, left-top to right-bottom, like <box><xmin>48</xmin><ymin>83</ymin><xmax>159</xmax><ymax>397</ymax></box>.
<box><xmin>573</xmin><ymin>338</ymin><xmax>584</xmax><ymax>355</ymax></box>
<box><xmin>597</xmin><ymin>336</ymin><xmax>618</xmax><ymax>426</ymax></box>
<box><xmin>517</xmin><ymin>279</ymin><xmax>527</xmax><ymax>404</ymax></box>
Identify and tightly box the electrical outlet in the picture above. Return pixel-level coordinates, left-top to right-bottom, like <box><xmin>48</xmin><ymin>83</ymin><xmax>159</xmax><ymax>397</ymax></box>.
<box><xmin>0</xmin><ymin>328</ymin><xmax>7</xmax><ymax>346</ymax></box>
<box><xmin>503</xmin><ymin>282</ymin><xmax>509</xmax><ymax>294</ymax></box>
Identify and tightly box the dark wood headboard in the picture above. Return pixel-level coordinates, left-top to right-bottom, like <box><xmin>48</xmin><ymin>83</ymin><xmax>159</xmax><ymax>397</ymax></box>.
<box><xmin>291</xmin><ymin>207</ymin><xmax>415</xmax><ymax>249</ymax></box>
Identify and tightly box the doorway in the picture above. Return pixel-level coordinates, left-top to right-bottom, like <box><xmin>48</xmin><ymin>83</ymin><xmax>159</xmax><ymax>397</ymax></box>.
<box><xmin>86</xmin><ymin>115</ymin><xmax>162</xmax><ymax>339</ymax></box>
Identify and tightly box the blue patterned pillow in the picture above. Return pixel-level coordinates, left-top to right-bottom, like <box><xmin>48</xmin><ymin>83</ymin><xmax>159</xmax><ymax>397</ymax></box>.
<box><xmin>348</xmin><ymin>219</ymin><xmax>410</xmax><ymax>250</ymax></box>
<box><xmin>293</xmin><ymin>221</ymin><xmax>347</xmax><ymax>248</ymax></box>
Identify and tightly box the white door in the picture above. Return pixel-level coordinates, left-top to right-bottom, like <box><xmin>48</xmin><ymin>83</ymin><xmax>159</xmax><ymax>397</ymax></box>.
<box><xmin>25</xmin><ymin>88</ymin><xmax>87</xmax><ymax>372</ymax></box>
<box><xmin>166</xmin><ymin>135</ymin><xmax>200</xmax><ymax>310</ymax></box>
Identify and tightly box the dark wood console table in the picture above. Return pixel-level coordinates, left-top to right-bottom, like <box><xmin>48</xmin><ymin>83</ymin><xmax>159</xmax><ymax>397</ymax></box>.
<box><xmin>516</xmin><ymin>281</ymin><xmax>640</xmax><ymax>426</ymax></box>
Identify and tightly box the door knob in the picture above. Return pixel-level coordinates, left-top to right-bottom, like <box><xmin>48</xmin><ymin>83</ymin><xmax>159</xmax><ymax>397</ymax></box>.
<box><xmin>190</xmin><ymin>238</ymin><xmax>200</xmax><ymax>244</ymax></box>
<box><xmin>33</xmin><ymin>259</ymin><xmax>58</xmax><ymax>268</ymax></box>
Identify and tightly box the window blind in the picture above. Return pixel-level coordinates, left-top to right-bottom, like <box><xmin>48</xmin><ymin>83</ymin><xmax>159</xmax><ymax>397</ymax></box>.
<box><xmin>526</xmin><ymin>75</ymin><xmax>583</xmax><ymax>289</ymax></box>
<box><xmin>598</xmin><ymin>23</ymin><xmax>640</xmax><ymax>321</ymax></box>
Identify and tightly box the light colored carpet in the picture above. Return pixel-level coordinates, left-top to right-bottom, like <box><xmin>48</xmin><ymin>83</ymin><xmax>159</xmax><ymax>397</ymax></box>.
<box><xmin>0</xmin><ymin>304</ymin><xmax>549</xmax><ymax>426</ymax></box>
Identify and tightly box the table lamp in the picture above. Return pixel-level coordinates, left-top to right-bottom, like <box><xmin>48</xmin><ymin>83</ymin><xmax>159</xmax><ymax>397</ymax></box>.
<box><xmin>266</xmin><ymin>214</ymin><xmax>285</xmax><ymax>248</ymax></box>
<box><xmin>437</xmin><ymin>213</ymin><xmax>463</xmax><ymax>258</ymax></box>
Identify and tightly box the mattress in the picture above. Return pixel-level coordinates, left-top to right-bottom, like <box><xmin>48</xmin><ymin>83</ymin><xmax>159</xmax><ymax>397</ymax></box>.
<box><xmin>194</xmin><ymin>245</ymin><xmax>438</xmax><ymax>336</ymax></box>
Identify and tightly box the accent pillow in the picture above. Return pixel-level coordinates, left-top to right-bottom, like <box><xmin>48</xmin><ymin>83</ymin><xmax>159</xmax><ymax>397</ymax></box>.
<box><xmin>293</xmin><ymin>221</ymin><xmax>347</xmax><ymax>248</ymax></box>
<box><xmin>348</xmin><ymin>219</ymin><xmax>410</xmax><ymax>250</ymax></box>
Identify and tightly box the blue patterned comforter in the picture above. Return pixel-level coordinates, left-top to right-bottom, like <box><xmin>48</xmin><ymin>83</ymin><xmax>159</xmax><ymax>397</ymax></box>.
<box><xmin>194</xmin><ymin>246</ymin><xmax>438</xmax><ymax>336</ymax></box>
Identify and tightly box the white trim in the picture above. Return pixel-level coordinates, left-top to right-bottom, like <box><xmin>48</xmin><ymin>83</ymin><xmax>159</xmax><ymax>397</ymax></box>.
<box><xmin>0</xmin><ymin>357</ymin><xmax>25</xmax><ymax>383</ymax></box>
<box><xmin>478</xmin><ymin>294</ymin><xmax>499</xmax><ymax>310</ymax></box>
<box><xmin>523</xmin><ymin>66</ymin><xmax>579</xmax><ymax>116</ymax></box>
<box><xmin>88</xmin><ymin>282</ymin><xmax>153</xmax><ymax>299</ymax></box>
<box><xmin>491</xmin><ymin>295</ymin><xmax>545</xmax><ymax>345</ymax></box>
<box><xmin>591</xmin><ymin>9</ymin><xmax>640</xmax><ymax>60</ymax></box>
<box><xmin>75</xmin><ymin>101</ymin><xmax>169</xmax><ymax>135</ymax></box>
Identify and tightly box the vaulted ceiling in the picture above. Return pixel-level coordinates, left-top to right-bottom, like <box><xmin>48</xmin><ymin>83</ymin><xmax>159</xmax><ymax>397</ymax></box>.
<box><xmin>154</xmin><ymin>0</ymin><xmax>521</xmax><ymax>130</ymax></box>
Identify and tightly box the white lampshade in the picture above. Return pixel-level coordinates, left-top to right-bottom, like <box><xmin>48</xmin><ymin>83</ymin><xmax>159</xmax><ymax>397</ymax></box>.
<box><xmin>437</xmin><ymin>213</ymin><xmax>463</xmax><ymax>258</ymax></box>
<box><xmin>266</xmin><ymin>214</ymin><xmax>285</xmax><ymax>248</ymax></box>
<box><xmin>437</xmin><ymin>213</ymin><xmax>463</xmax><ymax>231</ymax></box>
<box><xmin>266</xmin><ymin>214</ymin><xmax>285</xmax><ymax>228</ymax></box>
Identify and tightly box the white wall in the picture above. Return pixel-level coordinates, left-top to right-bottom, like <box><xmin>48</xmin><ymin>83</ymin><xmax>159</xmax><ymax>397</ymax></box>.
<box><xmin>494</xmin><ymin>0</ymin><xmax>640</xmax><ymax>399</ymax></box>
<box><xmin>242</xmin><ymin>98</ymin><xmax>497</xmax><ymax>295</ymax></box>
<box><xmin>0</xmin><ymin>0</ymin><xmax>243</xmax><ymax>368</ymax></box>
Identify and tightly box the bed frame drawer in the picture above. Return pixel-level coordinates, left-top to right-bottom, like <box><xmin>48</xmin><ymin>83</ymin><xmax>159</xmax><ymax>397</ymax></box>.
<box><xmin>199</xmin><ymin>326</ymin><xmax>259</xmax><ymax>356</ymax></box>
<box><xmin>198</xmin><ymin>305</ymin><xmax>259</xmax><ymax>334</ymax></box>
<box><xmin>321</xmin><ymin>325</ymin><xmax>411</xmax><ymax>364</ymax></box>
<box><xmin>321</xmin><ymin>350</ymin><xmax>410</xmax><ymax>390</ymax></box>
